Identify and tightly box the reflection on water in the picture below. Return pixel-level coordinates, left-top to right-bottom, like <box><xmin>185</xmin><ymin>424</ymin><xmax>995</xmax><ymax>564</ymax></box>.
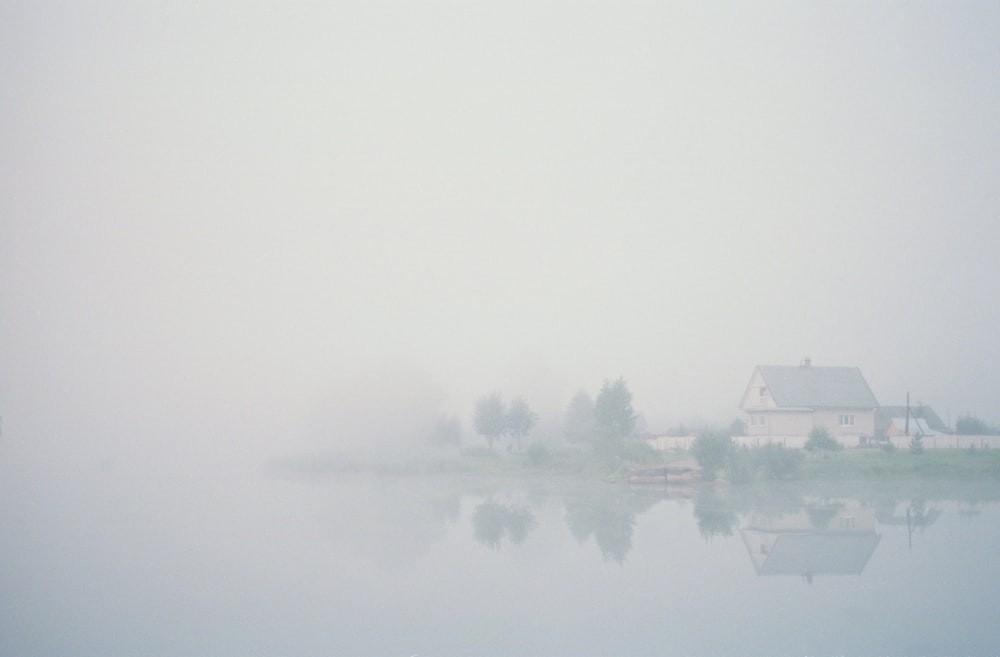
<box><xmin>472</xmin><ymin>502</ymin><xmax>536</xmax><ymax>549</ymax></box>
<box><xmin>5</xmin><ymin>468</ymin><xmax>1000</xmax><ymax>657</ymax></box>
<box><xmin>564</xmin><ymin>487</ymin><xmax>656</xmax><ymax>562</ymax></box>
<box><xmin>311</xmin><ymin>475</ymin><xmax>996</xmax><ymax>578</ymax></box>
<box><xmin>692</xmin><ymin>486</ymin><xmax>740</xmax><ymax>539</ymax></box>
<box><xmin>740</xmin><ymin>504</ymin><xmax>880</xmax><ymax>580</ymax></box>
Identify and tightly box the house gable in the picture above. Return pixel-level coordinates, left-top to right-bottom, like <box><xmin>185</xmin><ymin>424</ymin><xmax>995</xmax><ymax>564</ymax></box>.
<box><xmin>739</xmin><ymin>368</ymin><xmax>780</xmax><ymax>411</ymax></box>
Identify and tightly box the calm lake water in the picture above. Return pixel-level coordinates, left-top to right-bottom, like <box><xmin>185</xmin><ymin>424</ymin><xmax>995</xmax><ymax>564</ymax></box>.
<box><xmin>3</xmin><ymin>461</ymin><xmax>1000</xmax><ymax>657</ymax></box>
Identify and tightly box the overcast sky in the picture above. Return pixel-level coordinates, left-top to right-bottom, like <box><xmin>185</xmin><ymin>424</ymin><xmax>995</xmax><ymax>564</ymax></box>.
<box><xmin>2</xmin><ymin>1</ymin><xmax>999</xmax><ymax>461</ymax></box>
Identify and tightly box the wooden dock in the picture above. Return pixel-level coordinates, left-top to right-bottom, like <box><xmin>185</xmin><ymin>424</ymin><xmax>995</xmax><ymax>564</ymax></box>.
<box><xmin>627</xmin><ymin>460</ymin><xmax>702</xmax><ymax>485</ymax></box>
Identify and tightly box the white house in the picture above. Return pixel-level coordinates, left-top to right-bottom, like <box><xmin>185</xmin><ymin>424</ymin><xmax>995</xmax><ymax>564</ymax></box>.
<box><xmin>739</xmin><ymin>360</ymin><xmax>879</xmax><ymax>447</ymax></box>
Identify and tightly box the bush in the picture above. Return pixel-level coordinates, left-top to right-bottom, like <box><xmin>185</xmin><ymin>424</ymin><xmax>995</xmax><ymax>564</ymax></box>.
<box><xmin>525</xmin><ymin>442</ymin><xmax>552</xmax><ymax>468</ymax></box>
<box><xmin>613</xmin><ymin>438</ymin><xmax>660</xmax><ymax>463</ymax></box>
<box><xmin>805</xmin><ymin>426</ymin><xmax>843</xmax><ymax>452</ymax></box>
<box><xmin>751</xmin><ymin>444</ymin><xmax>804</xmax><ymax>480</ymax></box>
<box><xmin>691</xmin><ymin>431</ymin><xmax>733</xmax><ymax>480</ymax></box>
<box><xmin>726</xmin><ymin>446</ymin><xmax>753</xmax><ymax>483</ymax></box>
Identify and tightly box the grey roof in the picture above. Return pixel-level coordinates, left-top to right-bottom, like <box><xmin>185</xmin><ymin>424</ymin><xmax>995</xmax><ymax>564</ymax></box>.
<box><xmin>876</xmin><ymin>405</ymin><xmax>950</xmax><ymax>433</ymax></box>
<box><xmin>751</xmin><ymin>533</ymin><xmax>882</xmax><ymax>576</ymax></box>
<box><xmin>886</xmin><ymin>417</ymin><xmax>941</xmax><ymax>436</ymax></box>
<box><xmin>758</xmin><ymin>365</ymin><xmax>879</xmax><ymax>409</ymax></box>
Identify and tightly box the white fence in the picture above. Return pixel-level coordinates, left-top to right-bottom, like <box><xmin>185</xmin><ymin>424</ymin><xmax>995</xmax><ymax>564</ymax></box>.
<box><xmin>649</xmin><ymin>434</ymin><xmax>1000</xmax><ymax>451</ymax></box>
<box><xmin>881</xmin><ymin>434</ymin><xmax>1000</xmax><ymax>450</ymax></box>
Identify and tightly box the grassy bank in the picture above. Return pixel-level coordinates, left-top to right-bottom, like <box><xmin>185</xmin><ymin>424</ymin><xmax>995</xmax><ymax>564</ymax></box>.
<box><xmin>274</xmin><ymin>441</ymin><xmax>1000</xmax><ymax>482</ymax></box>
<box><xmin>275</xmin><ymin>439</ymin><xmax>679</xmax><ymax>479</ymax></box>
<box><xmin>797</xmin><ymin>446</ymin><xmax>1000</xmax><ymax>480</ymax></box>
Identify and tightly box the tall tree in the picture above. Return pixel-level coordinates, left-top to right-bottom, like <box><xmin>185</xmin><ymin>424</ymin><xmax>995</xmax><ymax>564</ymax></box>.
<box><xmin>594</xmin><ymin>377</ymin><xmax>637</xmax><ymax>440</ymax></box>
<box><xmin>505</xmin><ymin>397</ymin><xmax>538</xmax><ymax>451</ymax></box>
<box><xmin>473</xmin><ymin>392</ymin><xmax>507</xmax><ymax>448</ymax></box>
<box><xmin>563</xmin><ymin>390</ymin><xmax>596</xmax><ymax>444</ymax></box>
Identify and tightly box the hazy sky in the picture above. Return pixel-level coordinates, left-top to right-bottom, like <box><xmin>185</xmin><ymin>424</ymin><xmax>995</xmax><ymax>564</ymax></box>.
<box><xmin>2</xmin><ymin>1</ymin><xmax>999</xmax><ymax>459</ymax></box>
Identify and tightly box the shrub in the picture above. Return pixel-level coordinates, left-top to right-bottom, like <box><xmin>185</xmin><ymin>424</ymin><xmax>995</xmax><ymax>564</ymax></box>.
<box><xmin>691</xmin><ymin>431</ymin><xmax>733</xmax><ymax>480</ymax></box>
<box><xmin>726</xmin><ymin>446</ymin><xmax>753</xmax><ymax>483</ymax></box>
<box><xmin>751</xmin><ymin>444</ymin><xmax>804</xmax><ymax>480</ymax></box>
<box><xmin>805</xmin><ymin>426</ymin><xmax>842</xmax><ymax>452</ymax></box>
<box><xmin>614</xmin><ymin>438</ymin><xmax>660</xmax><ymax>464</ymax></box>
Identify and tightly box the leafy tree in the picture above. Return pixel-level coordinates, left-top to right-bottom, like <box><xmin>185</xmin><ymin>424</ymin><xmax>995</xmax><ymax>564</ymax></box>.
<box><xmin>805</xmin><ymin>426</ymin><xmax>842</xmax><ymax>452</ymax></box>
<box><xmin>563</xmin><ymin>390</ymin><xmax>597</xmax><ymax>444</ymax></box>
<box><xmin>594</xmin><ymin>377</ymin><xmax>637</xmax><ymax>440</ymax></box>
<box><xmin>956</xmin><ymin>414</ymin><xmax>999</xmax><ymax>435</ymax></box>
<box><xmin>691</xmin><ymin>430</ymin><xmax>733</xmax><ymax>480</ymax></box>
<box><xmin>505</xmin><ymin>397</ymin><xmax>538</xmax><ymax>451</ymax></box>
<box><xmin>473</xmin><ymin>392</ymin><xmax>507</xmax><ymax>448</ymax></box>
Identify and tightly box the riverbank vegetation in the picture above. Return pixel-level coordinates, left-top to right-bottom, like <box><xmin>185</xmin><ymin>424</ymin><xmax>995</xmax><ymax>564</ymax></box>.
<box><xmin>281</xmin><ymin>377</ymin><xmax>1000</xmax><ymax>481</ymax></box>
<box><xmin>276</xmin><ymin>438</ymin><xmax>1000</xmax><ymax>482</ymax></box>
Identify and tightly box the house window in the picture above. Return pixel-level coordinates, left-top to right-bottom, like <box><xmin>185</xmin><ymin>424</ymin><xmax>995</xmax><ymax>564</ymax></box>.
<box><xmin>758</xmin><ymin>386</ymin><xmax>768</xmax><ymax>401</ymax></box>
<box><xmin>839</xmin><ymin>415</ymin><xmax>856</xmax><ymax>427</ymax></box>
<box><xmin>750</xmin><ymin>415</ymin><xmax>767</xmax><ymax>426</ymax></box>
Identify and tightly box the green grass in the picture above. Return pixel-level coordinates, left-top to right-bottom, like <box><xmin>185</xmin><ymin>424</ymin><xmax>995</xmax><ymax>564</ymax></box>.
<box><xmin>275</xmin><ymin>443</ymin><xmax>1000</xmax><ymax>482</ymax></box>
<box><xmin>797</xmin><ymin>447</ymin><xmax>1000</xmax><ymax>480</ymax></box>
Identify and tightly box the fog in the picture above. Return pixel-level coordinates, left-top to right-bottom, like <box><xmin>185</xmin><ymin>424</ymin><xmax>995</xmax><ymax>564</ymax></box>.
<box><xmin>3</xmin><ymin>1</ymin><xmax>1000</xmax><ymax>467</ymax></box>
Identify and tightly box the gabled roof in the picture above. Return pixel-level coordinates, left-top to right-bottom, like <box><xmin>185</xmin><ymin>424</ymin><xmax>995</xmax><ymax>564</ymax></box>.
<box><xmin>876</xmin><ymin>405</ymin><xmax>950</xmax><ymax>434</ymax></box>
<box><xmin>746</xmin><ymin>532</ymin><xmax>882</xmax><ymax>576</ymax></box>
<box><xmin>756</xmin><ymin>365</ymin><xmax>879</xmax><ymax>409</ymax></box>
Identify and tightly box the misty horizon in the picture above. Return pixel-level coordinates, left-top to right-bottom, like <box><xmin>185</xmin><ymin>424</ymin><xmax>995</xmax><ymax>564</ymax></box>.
<box><xmin>3</xmin><ymin>1</ymin><xmax>999</xmax><ymax>463</ymax></box>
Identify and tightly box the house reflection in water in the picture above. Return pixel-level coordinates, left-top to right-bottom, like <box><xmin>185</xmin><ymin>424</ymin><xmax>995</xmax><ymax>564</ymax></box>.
<box><xmin>740</xmin><ymin>505</ymin><xmax>881</xmax><ymax>582</ymax></box>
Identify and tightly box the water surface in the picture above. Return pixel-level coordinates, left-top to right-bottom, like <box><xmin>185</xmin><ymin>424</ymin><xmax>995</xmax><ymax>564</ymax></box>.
<box><xmin>3</xmin><ymin>463</ymin><xmax>999</xmax><ymax>656</ymax></box>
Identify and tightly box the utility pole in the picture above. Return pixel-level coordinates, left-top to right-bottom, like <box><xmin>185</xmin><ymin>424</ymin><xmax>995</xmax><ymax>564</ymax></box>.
<box><xmin>905</xmin><ymin>392</ymin><xmax>910</xmax><ymax>436</ymax></box>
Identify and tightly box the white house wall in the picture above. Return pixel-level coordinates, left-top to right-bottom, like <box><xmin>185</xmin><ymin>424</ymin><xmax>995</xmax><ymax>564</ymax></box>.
<box><xmin>743</xmin><ymin>409</ymin><xmax>875</xmax><ymax>446</ymax></box>
<box><xmin>812</xmin><ymin>409</ymin><xmax>876</xmax><ymax>441</ymax></box>
<box><xmin>744</xmin><ymin>410</ymin><xmax>813</xmax><ymax>437</ymax></box>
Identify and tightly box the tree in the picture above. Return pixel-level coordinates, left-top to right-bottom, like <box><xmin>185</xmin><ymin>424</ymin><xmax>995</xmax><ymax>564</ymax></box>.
<box><xmin>473</xmin><ymin>392</ymin><xmax>507</xmax><ymax>448</ymax></box>
<box><xmin>691</xmin><ymin>430</ymin><xmax>733</xmax><ymax>480</ymax></box>
<box><xmin>956</xmin><ymin>414</ymin><xmax>999</xmax><ymax>435</ymax></box>
<box><xmin>505</xmin><ymin>397</ymin><xmax>538</xmax><ymax>451</ymax></box>
<box><xmin>563</xmin><ymin>390</ymin><xmax>597</xmax><ymax>444</ymax></box>
<box><xmin>594</xmin><ymin>377</ymin><xmax>637</xmax><ymax>440</ymax></box>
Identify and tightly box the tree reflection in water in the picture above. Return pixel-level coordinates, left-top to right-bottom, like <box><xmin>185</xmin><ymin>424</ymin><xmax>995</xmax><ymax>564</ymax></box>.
<box><xmin>472</xmin><ymin>502</ymin><xmax>536</xmax><ymax>550</ymax></box>
<box><xmin>563</xmin><ymin>490</ymin><xmax>656</xmax><ymax>562</ymax></box>
<box><xmin>692</xmin><ymin>487</ymin><xmax>740</xmax><ymax>540</ymax></box>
